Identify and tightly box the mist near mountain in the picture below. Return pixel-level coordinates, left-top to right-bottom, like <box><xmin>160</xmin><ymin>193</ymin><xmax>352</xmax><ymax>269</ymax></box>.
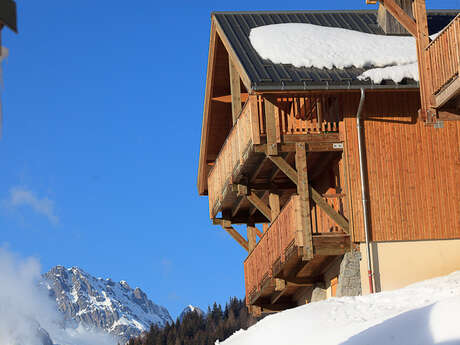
<box><xmin>42</xmin><ymin>265</ymin><xmax>172</xmax><ymax>343</ymax></box>
<box><xmin>0</xmin><ymin>247</ymin><xmax>117</xmax><ymax>345</ymax></box>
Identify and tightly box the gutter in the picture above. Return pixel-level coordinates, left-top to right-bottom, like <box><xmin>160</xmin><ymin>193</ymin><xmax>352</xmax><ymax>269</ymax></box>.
<box><xmin>356</xmin><ymin>88</ymin><xmax>374</xmax><ymax>294</ymax></box>
<box><xmin>251</xmin><ymin>83</ymin><xmax>420</xmax><ymax>92</ymax></box>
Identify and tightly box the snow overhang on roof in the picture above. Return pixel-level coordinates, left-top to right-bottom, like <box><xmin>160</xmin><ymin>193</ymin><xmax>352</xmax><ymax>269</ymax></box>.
<box><xmin>212</xmin><ymin>9</ymin><xmax>459</xmax><ymax>91</ymax></box>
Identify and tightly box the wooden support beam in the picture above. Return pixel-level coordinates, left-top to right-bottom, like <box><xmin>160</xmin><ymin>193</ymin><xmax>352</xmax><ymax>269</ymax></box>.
<box><xmin>229</xmin><ymin>58</ymin><xmax>242</xmax><ymax>125</ymax></box>
<box><xmin>270</xmin><ymin>289</ymin><xmax>288</xmax><ymax>305</ymax></box>
<box><xmin>413</xmin><ymin>0</ymin><xmax>434</xmax><ymax>120</ymax></box>
<box><xmin>267</xmin><ymin>155</ymin><xmax>298</xmax><ymax>184</ymax></box>
<box><xmin>249</xmin><ymin>157</ymin><xmax>268</xmax><ymax>184</ymax></box>
<box><xmin>269</xmin><ymin>192</ymin><xmax>281</xmax><ymax>220</ymax></box>
<box><xmin>264</xmin><ymin>97</ymin><xmax>278</xmax><ymax>155</ymax></box>
<box><xmin>267</xmin><ymin>152</ymin><xmax>349</xmax><ymax>233</ymax></box>
<box><xmin>310</xmin><ymin>187</ymin><xmax>350</xmax><ymax>232</ymax></box>
<box><xmin>284</xmin><ymin>276</ymin><xmax>317</xmax><ymax>286</ymax></box>
<box><xmin>258</xmin><ymin>302</ymin><xmax>296</xmax><ymax>312</ymax></box>
<box><xmin>255</xmin><ymin>142</ymin><xmax>343</xmax><ymax>154</ymax></box>
<box><xmin>213</xmin><ymin>218</ymin><xmax>249</xmax><ymax>251</ymax></box>
<box><xmin>247</xmin><ymin>224</ymin><xmax>258</xmax><ymax>253</ymax></box>
<box><xmin>212</xmin><ymin>93</ymin><xmax>249</xmax><ymax>104</ymax></box>
<box><xmin>271</xmin><ymin>279</ymin><xmax>288</xmax><ymax>304</ymax></box>
<box><xmin>247</xmin><ymin>191</ymin><xmax>272</xmax><ymax>222</ymax></box>
<box><xmin>249</xmin><ymin>190</ymin><xmax>269</xmax><ymax>216</ymax></box>
<box><xmin>270</xmin><ymin>152</ymin><xmax>293</xmax><ymax>182</ymax></box>
<box><xmin>295</xmin><ymin>143</ymin><xmax>314</xmax><ymax>260</ymax></box>
<box><xmin>223</xmin><ymin>226</ymin><xmax>249</xmax><ymax>251</ymax></box>
<box><xmin>249</xmin><ymin>182</ymin><xmax>297</xmax><ymax>192</ymax></box>
<box><xmin>231</xmin><ymin>195</ymin><xmax>245</xmax><ymax>217</ymax></box>
<box><xmin>213</xmin><ymin>215</ymin><xmax>268</xmax><ymax>225</ymax></box>
<box><xmin>236</xmin><ymin>183</ymin><xmax>248</xmax><ymax>196</ymax></box>
<box><xmin>379</xmin><ymin>0</ymin><xmax>417</xmax><ymax>36</ymax></box>
<box><xmin>274</xmin><ymin>278</ymin><xmax>286</xmax><ymax>291</ymax></box>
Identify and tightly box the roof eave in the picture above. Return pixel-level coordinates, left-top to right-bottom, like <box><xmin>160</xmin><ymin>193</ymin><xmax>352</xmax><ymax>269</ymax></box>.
<box><xmin>251</xmin><ymin>82</ymin><xmax>420</xmax><ymax>92</ymax></box>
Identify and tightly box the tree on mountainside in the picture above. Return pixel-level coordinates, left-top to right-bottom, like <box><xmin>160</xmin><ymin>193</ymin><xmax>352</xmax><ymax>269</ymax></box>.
<box><xmin>127</xmin><ymin>297</ymin><xmax>262</xmax><ymax>345</ymax></box>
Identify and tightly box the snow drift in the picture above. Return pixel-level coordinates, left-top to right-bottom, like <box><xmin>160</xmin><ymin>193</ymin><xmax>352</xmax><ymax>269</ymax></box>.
<box><xmin>249</xmin><ymin>23</ymin><xmax>420</xmax><ymax>83</ymax></box>
<box><xmin>219</xmin><ymin>271</ymin><xmax>460</xmax><ymax>345</ymax></box>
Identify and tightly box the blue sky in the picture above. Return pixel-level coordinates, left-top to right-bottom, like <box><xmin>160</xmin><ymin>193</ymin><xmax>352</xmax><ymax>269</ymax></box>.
<box><xmin>0</xmin><ymin>0</ymin><xmax>458</xmax><ymax>319</ymax></box>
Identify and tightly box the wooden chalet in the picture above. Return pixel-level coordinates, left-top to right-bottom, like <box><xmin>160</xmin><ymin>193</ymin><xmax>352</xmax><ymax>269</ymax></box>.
<box><xmin>0</xmin><ymin>0</ymin><xmax>17</xmax><ymax>135</ymax></box>
<box><xmin>197</xmin><ymin>4</ymin><xmax>460</xmax><ymax>314</ymax></box>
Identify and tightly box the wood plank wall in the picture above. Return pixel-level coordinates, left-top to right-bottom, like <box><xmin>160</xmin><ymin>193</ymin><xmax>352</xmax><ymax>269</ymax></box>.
<box><xmin>342</xmin><ymin>91</ymin><xmax>460</xmax><ymax>242</ymax></box>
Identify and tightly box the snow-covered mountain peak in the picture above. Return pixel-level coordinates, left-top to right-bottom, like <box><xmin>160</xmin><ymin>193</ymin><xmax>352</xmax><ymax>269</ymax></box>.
<box><xmin>179</xmin><ymin>305</ymin><xmax>205</xmax><ymax>321</ymax></box>
<box><xmin>42</xmin><ymin>266</ymin><xmax>173</xmax><ymax>343</ymax></box>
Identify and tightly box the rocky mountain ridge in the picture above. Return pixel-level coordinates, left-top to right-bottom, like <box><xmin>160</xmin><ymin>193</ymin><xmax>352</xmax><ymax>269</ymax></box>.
<box><xmin>42</xmin><ymin>265</ymin><xmax>173</xmax><ymax>343</ymax></box>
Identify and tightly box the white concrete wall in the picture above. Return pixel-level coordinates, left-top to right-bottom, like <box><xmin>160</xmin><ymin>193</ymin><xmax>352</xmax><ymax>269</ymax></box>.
<box><xmin>360</xmin><ymin>239</ymin><xmax>460</xmax><ymax>294</ymax></box>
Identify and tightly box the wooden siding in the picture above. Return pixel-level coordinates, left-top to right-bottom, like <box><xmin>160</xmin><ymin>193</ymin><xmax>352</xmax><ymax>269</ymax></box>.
<box><xmin>343</xmin><ymin>91</ymin><xmax>460</xmax><ymax>242</ymax></box>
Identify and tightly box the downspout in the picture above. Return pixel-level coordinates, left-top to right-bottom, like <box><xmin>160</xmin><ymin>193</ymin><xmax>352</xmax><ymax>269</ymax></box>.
<box><xmin>356</xmin><ymin>88</ymin><xmax>374</xmax><ymax>294</ymax></box>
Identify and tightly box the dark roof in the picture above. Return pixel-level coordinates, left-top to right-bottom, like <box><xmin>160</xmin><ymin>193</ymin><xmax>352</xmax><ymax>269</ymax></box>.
<box><xmin>0</xmin><ymin>0</ymin><xmax>17</xmax><ymax>33</ymax></box>
<box><xmin>213</xmin><ymin>10</ymin><xmax>459</xmax><ymax>91</ymax></box>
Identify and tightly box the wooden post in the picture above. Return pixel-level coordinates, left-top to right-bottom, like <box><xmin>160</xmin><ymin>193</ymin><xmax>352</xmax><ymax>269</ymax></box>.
<box><xmin>247</xmin><ymin>224</ymin><xmax>257</xmax><ymax>253</ymax></box>
<box><xmin>249</xmin><ymin>95</ymin><xmax>261</xmax><ymax>145</ymax></box>
<box><xmin>295</xmin><ymin>143</ymin><xmax>313</xmax><ymax>260</ymax></box>
<box><xmin>269</xmin><ymin>192</ymin><xmax>280</xmax><ymax>221</ymax></box>
<box><xmin>264</xmin><ymin>97</ymin><xmax>278</xmax><ymax>155</ymax></box>
<box><xmin>413</xmin><ymin>0</ymin><xmax>434</xmax><ymax>120</ymax></box>
<box><xmin>316</xmin><ymin>97</ymin><xmax>323</xmax><ymax>132</ymax></box>
<box><xmin>229</xmin><ymin>58</ymin><xmax>242</xmax><ymax>125</ymax></box>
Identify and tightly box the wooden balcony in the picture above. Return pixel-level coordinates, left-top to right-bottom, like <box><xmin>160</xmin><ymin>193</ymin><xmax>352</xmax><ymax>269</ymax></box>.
<box><xmin>244</xmin><ymin>195</ymin><xmax>350</xmax><ymax>311</ymax></box>
<box><xmin>207</xmin><ymin>95</ymin><xmax>344</xmax><ymax>220</ymax></box>
<box><xmin>426</xmin><ymin>14</ymin><xmax>460</xmax><ymax>111</ymax></box>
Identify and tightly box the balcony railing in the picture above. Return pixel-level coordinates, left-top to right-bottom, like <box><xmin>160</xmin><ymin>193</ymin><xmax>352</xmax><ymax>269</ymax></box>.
<box><xmin>243</xmin><ymin>193</ymin><xmax>346</xmax><ymax>303</ymax></box>
<box><xmin>426</xmin><ymin>14</ymin><xmax>460</xmax><ymax>102</ymax></box>
<box><xmin>207</xmin><ymin>95</ymin><xmax>342</xmax><ymax>218</ymax></box>
<box><xmin>257</xmin><ymin>96</ymin><xmax>340</xmax><ymax>137</ymax></box>
<box><xmin>207</xmin><ymin>100</ymin><xmax>258</xmax><ymax>218</ymax></box>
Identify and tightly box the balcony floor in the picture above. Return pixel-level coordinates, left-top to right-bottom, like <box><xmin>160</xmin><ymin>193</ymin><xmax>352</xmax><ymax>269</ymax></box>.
<box><xmin>248</xmin><ymin>232</ymin><xmax>351</xmax><ymax>312</ymax></box>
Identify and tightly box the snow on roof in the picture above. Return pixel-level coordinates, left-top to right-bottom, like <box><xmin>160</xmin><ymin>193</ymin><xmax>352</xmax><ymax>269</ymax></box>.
<box><xmin>249</xmin><ymin>23</ymin><xmax>419</xmax><ymax>84</ymax></box>
<box><xmin>219</xmin><ymin>271</ymin><xmax>460</xmax><ymax>345</ymax></box>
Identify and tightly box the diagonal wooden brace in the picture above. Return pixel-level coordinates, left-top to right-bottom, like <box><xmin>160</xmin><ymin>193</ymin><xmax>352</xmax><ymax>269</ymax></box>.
<box><xmin>267</xmin><ymin>152</ymin><xmax>350</xmax><ymax>233</ymax></box>
<box><xmin>378</xmin><ymin>0</ymin><xmax>417</xmax><ymax>36</ymax></box>
<box><xmin>213</xmin><ymin>218</ymin><xmax>249</xmax><ymax>251</ymax></box>
<box><xmin>247</xmin><ymin>190</ymin><xmax>272</xmax><ymax>222</ymax></box>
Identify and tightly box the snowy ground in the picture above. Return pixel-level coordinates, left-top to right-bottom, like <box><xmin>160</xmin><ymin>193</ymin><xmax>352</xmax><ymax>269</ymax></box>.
<box><xmin>249</xmin><ymin>23</ymin><xmax>423</xmax><ymax>83</ymax></box>
<box><xmin>219</xmin><ymin>272</ymin><xmax>460</xmax><ymax>345</ymax></box>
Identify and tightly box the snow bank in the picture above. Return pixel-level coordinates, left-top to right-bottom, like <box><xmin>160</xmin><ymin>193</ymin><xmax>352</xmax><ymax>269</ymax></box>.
<box><xmin>219</xmin><ymin>271</ymin><xmax>460</xmax><ymax>345</ymax></box>
<box><xmin>249</xmin><ymin>23</ymin><xmax>419</xmax><ymax>83</ymax></box>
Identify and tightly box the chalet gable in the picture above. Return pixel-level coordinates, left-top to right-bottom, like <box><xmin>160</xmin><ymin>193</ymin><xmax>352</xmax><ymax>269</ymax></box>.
<box><xmin>197</xmin><ymin>9</ymin><xmax>458</xmax><ymax>195</ymax></box>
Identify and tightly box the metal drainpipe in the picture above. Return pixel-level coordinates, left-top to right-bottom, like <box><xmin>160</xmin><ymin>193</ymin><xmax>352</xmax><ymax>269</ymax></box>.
<box><xmin>356</xmin><ymin>88</ymin><xmax>374</xmax><ymax>294</ymax></box>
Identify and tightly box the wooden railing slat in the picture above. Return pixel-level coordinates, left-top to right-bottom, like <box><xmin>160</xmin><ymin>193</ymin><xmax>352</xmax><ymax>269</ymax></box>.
<box><xmin>427</xmin><ymin>14</ymin><xmax>460</xmax><ymax>95</ymax></box>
